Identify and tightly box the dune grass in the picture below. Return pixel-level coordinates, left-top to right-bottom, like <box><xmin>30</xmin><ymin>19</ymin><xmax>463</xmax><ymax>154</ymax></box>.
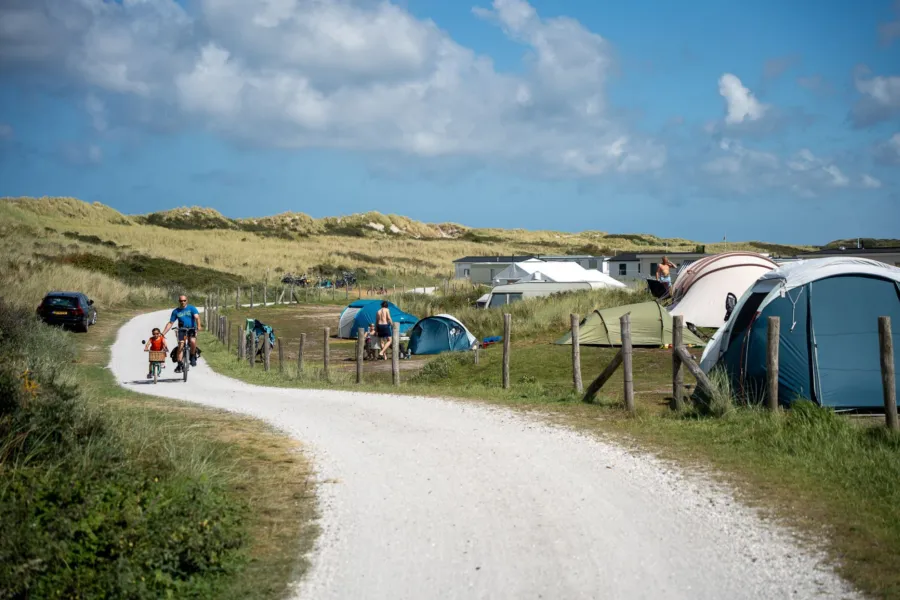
<box><xmin>390</xmin><ymin>287</ymin><xmax>651</xmax><ymax>339</ymax></box>
<box><xmin>1</xmin><ymin>197</ymin><xmax>814</xmax><ymax>290</ymax></box>
<box><xmin>1</xmin><ymin>256</ymin><xmax>169</xmax><ymax>310</ymax></box>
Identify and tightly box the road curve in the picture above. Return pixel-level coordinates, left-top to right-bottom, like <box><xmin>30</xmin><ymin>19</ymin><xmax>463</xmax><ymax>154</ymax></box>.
<box><xmin>111</xmin><ymin>310</ymin><xmax>857</xmax><ymax>600</ymax></box>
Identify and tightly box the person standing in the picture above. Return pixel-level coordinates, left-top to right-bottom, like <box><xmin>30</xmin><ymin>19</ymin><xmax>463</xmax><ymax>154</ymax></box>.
<box><xmin>376</xmin><ymin>301</ymin><xmax>393</xmax><ymax>360</ymax></box>
<box><xmin>656</xmin><ymin>256</ymin><xmax>676</xmax><ymax>296</ymax></box>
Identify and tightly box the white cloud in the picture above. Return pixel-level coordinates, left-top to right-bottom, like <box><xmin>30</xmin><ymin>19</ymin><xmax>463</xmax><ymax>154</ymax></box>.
<box><xmin>0</xmin><ymin>0</ymin><xmax>664</xmax><ymax>177</ymax></box>
<box><xmin>87</xmin><ymin>144</ymin><xmax>102</xmax><ymax>164</ymax></box>
<box><xmin>85</xmin><ymin>93</ymin><xmax>107</xmax><ymax>132</ymax></box>
<box><xmin>852</xmin><ymin>73</ymin><xmax>900</xmax><ymax>127</ymax></box>
<box><xmin>874</xmin><ymin>132</ymin><xmax>900</xmax><ymax>165</ymax></box>
<box><xmin>880</xmin><ymin>1</ymin><xmax>900</xmax><ymax>47</ymax></box>
<box><xmin>59</xmin><ymin>141</ymin><xmax>102</xmax><ymax>166</ymax></box>
<box><xmin>861</xmin><ymin>174</ymin><xmax>882</xmax><ymax>189</ymax></box>
<box><xmin>718</xmin><ymin>73</ymin><xmax>767</xmax><ymax>124</ymax></box>
<box><xmin>703</xmin><ymin>139</ymin><xmax>874</xmax><ymax>197</ymax></box>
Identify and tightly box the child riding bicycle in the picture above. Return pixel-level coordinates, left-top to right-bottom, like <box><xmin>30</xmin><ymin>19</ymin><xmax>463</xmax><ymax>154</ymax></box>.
<box><xmin>144</xmin><ymin>327</ymin><xmax>168</xmax><ymax>379</ymax></box>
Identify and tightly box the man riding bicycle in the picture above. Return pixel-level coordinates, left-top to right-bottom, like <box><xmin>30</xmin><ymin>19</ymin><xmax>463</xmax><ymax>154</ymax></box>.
<box><xmin>161</xmin><ymin>294</ymin><xmax>201</xmax><ymax>373</ymax></box>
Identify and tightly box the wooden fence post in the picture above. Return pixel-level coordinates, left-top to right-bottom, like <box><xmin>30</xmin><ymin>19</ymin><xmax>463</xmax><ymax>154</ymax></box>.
<box><xmin>237</xmin><ymin>331</ymin><xmax>243</xmax><ymax>361</ymax></box>
<box><xmin>356</xmin><ymin>327</ymin><xmax>365</xmax><ymax>384</ymax></box>
<box><xmin>278</xmin><ymin>338</ymin><xmax>284</xmax><ymax>374</ymax></box>
<box><xmin>672</xmin><ymin>315</ymin><xmax>684</xmax><ymax>411</ymax></box>
<box><xmin>571</xmin><ymin>313</ymin><xmax>583</xmax><ymax>394</ymax></box>
<box><xmin>767</xmin><ymin>316</ymin><xmax>780</xmax><ymax>411</ymax></box>
<box><xmin>264</xmin><ymin>284</ymin><xmax>268</xmax><ymax>306</ymax></box>
<box><xmin>582</xmin><ymin>350</ymin><xmax>623</xmax><ymax>403</ymax></box>
<box><xmin>675</xmin><ymin>346</ymin><xmax>714</xmax><ymax>398</ymax></box>
<box><xmin>250</xmin><ymin>332</ymin><xmax>256</xmax><ymax>368</ymax></box>
<box><xmin>879</xmin><ymin>316</ymin><xmax>898</xmax><ymax>432</ymax></box>
<box><xmin>392</xmin><ymin>322</ymin><xmax>400</xmax><ymax>386</ymax></box>
<box><xmin>621</xmin><ymin>313</ymin><xmax>635</xmax><ymax>414</ymax></box>
<box><xmin>227</xmin><ymin>320</ymin><xmax>232</xmax><ymax>352</ymax></box>
<box><xmin>236</xmin><ymin>287</ymin><xmax>240</xmax><ymax>309</ymax></box>
<box><xmin>502</xmin><ymin>313</ymin><xmax>511</xmax><ymax>389</ymax></box>
<box><xmin>298</xmin><ymin>333</ymin><xmax>306</xmax><ymax>376</ymax></box>
<box><xmin>323</xmin><ymin>327</ymin><xmax>330</xmax><ymax>381</ymax></box>
<box><xmin>221</xmin><ymin>316</ymin><xmax>226</xmax><ymax>343</ymax></box>
<box><xmin>263</xmin><ymin>332</ymin><xmax>271</xmax><ymax>371</ymax></box>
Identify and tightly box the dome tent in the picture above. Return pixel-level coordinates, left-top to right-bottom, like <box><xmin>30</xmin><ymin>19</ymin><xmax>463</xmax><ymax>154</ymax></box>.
<box><xmin>408</xmin><ymin>314</ymin><xmax>477</xmax><ymax>355</ymax></box>
<box><xmin>700</xmin><ymin>257</ymin><xmax>900</xmax><ymax>410</ymax></box>
<box><xmin>338</xmin><ymin>300</ymin><xmax>418</xmax><ymax>339</ymax></box>
<box><xmin>555</xmin><ymin>301</ymin><xmax>705</xmax><ymax>347</ymax></box>
<box><xmin>668</xmin><ymin>252</ymin><xmax>777</xmax><ymax>328</ymax></box>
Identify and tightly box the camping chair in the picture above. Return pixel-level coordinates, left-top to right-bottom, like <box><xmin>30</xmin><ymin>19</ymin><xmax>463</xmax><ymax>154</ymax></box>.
<box><xmin>646</xmin><ymin>278</ymin><xmax>673</xmax><ymax>305</ymax></box>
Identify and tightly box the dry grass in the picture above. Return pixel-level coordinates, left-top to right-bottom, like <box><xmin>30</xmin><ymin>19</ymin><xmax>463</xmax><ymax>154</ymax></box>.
<box><xmin>1</xmin><ymin>256</ymin><xmax>168</xmax><ymax>310</ymax></box>
<box><xmin>1</xmin><ymin>197</ymin><xmax>815</xmax><ymax>288</ymax></box>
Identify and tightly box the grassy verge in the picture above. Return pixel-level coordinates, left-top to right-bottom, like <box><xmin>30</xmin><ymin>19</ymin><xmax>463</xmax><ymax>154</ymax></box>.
<box><xmin>203</xmin><ymin>301</ymin><xmax>900</xmax><ymax>599</ymax></box>
<box><xmin>0</xmin><ymin>303</ymin><xmax>318</xmax><ymax>599</ymax></box>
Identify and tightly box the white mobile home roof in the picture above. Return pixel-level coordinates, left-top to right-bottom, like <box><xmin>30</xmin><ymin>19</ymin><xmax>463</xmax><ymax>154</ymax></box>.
<box><xmin>493</xmin><ymin>261</ymin><xmax>625</xmax><ymax>288</ymax></box>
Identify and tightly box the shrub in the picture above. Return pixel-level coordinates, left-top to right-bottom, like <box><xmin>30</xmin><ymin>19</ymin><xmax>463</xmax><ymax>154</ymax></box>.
<box><xmin>0</xmin><ymin>301</ymin><xmax>248</xmax><ymax>598</ymax></box>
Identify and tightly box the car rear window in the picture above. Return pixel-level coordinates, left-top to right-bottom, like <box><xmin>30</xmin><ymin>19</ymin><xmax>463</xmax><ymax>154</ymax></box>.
<box><xmin>44</xmin><ymin>296</ymin><xmax>79</xmax><ymax>308</ymax></box>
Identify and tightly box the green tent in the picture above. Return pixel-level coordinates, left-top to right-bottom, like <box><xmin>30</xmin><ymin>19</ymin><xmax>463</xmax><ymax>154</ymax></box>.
<box><xmin>555</xmin><ymin>301</ymin><xmax>706</xmax><ymax>347</ymax></box>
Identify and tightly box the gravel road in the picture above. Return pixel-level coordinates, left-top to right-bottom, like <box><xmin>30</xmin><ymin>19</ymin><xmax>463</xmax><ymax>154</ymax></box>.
<box><xmin>111</xmin><ymin>310</ymin><xmax>859</xmax><ymax>600</ymax></box>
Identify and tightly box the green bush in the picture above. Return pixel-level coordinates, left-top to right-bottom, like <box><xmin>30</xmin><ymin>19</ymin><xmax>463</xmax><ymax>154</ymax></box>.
<box><xmin>50</xmin><ymin>252</ymin><xmax>246</xmax><ymax>291</ymax></box>
<box><xmin>0</xmin><ymin>300</ymin><xmax>248</xmax><ymax>598</ymax></box>
<box><xmin>412</xmin><ymin>352</ymin><xmax>471</xmax><ymax>382</ymax></box>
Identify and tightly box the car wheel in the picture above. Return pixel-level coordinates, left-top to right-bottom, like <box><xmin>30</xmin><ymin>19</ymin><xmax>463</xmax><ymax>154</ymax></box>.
<box><xmin>78</xmin><ymin>318</ymin><xmax>89</xmax><ymax>333</ymax></box>
<box><xmin>91</xmin><ymin>312</ymin><xmax>97</xmax><ymax>325</ymax></box>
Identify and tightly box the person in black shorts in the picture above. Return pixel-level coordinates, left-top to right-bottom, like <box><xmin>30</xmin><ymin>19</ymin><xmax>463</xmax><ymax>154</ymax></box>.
<box><xmin>376</xmin><ymin>301</ymin><xmax>393</xmax><ymax>360</ymax></box>
<box><xmin>161</xmin><ymin>294</ymin><xmax>201</xmax><ymax>372</ymax></box>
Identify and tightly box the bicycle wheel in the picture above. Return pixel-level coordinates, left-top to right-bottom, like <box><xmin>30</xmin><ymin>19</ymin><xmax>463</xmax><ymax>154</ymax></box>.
<box><xmin>153</xmin><ymin>364</ymin><xmax>158</xmax><ymax>384</ymax></box>
<box><xmin>182</xmin><ymin>345</ymin><xmax>189</xmax><ymax>382</ymax></box>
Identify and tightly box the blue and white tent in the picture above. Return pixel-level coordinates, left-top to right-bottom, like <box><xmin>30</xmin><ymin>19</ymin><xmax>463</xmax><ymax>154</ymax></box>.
<box><xmin>700</xmin><ymin>257</ymin><xmax>900</xmax><ymax>410</ymax></box>
<box><xmin>337</xmin><ymin>300</ymin><xmax>418</xmax><ymax>339</ymax></box>
<box><xmin>408</xmin><ymin>314</ymin><xmax>477</xmax><ymax>355</ymax></box>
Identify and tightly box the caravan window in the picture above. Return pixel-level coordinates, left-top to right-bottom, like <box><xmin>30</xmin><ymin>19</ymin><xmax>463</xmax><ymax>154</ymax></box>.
<box><xmin>488</xmin><ymin>293</ymin><xmax>523</xmax><ymax>308</ymax></box>
<box><xmin>489</xmin><ymin>294</ymin><xmax>508</xmax><ymax>308</ymax></box>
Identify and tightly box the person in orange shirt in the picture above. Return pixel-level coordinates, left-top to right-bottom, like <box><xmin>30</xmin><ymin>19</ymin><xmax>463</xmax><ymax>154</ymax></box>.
<box><xmin>144</xmin><ymin>327</ymin><xmax>168</xmax><ymax>379</ymax></box>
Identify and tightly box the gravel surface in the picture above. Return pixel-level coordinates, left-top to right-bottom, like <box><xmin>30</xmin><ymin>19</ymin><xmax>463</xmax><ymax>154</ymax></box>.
<box><xmin>111</xmin><ymin>310</ymin><xmax>860</xmax><ymax>600</ymax></box>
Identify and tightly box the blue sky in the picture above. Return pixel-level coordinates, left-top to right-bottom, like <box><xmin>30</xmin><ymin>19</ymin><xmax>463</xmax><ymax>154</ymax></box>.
<box><xmin>1</xmin><ymin>0</ymin><xmax>899</xmax><ymax>244</ymax></box>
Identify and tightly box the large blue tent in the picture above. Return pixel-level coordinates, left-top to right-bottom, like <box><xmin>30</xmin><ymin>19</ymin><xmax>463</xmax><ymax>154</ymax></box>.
<box><xmin>701</xmin><ymin>258</ymin><xmax>900</xmax><ymax>410</ymax></box>
<box><xmin>337</xmin><ymin>300</ymin><xmax>418</xmax><ymax>339</ymax></box>
<box><xmin>408</xmin><ymin>314</ymin><xmax>477</xmax><ymax>355</ymax></box>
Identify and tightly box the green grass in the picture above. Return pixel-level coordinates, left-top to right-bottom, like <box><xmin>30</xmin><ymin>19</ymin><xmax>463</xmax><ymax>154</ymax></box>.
<box><xmin>0</xmin><ymin>303</ymin><xmax>318</xmax><ymax>599</ymax></box>
<box><xmin>203</xmin><ymin>301</ymin><xmax>900</xmax><ymax>599</ymax></box>
<box><xmin>49</xmin><ymin>251</ymin><xmax>247</xmax><ymax>291</ymax></box>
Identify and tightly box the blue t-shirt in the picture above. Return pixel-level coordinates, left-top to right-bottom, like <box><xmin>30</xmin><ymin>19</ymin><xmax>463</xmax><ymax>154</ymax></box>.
<box><xmin>170</xmin><ymin>305</ymin><xmax>199</xmax><ymax>329</ymax></box>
